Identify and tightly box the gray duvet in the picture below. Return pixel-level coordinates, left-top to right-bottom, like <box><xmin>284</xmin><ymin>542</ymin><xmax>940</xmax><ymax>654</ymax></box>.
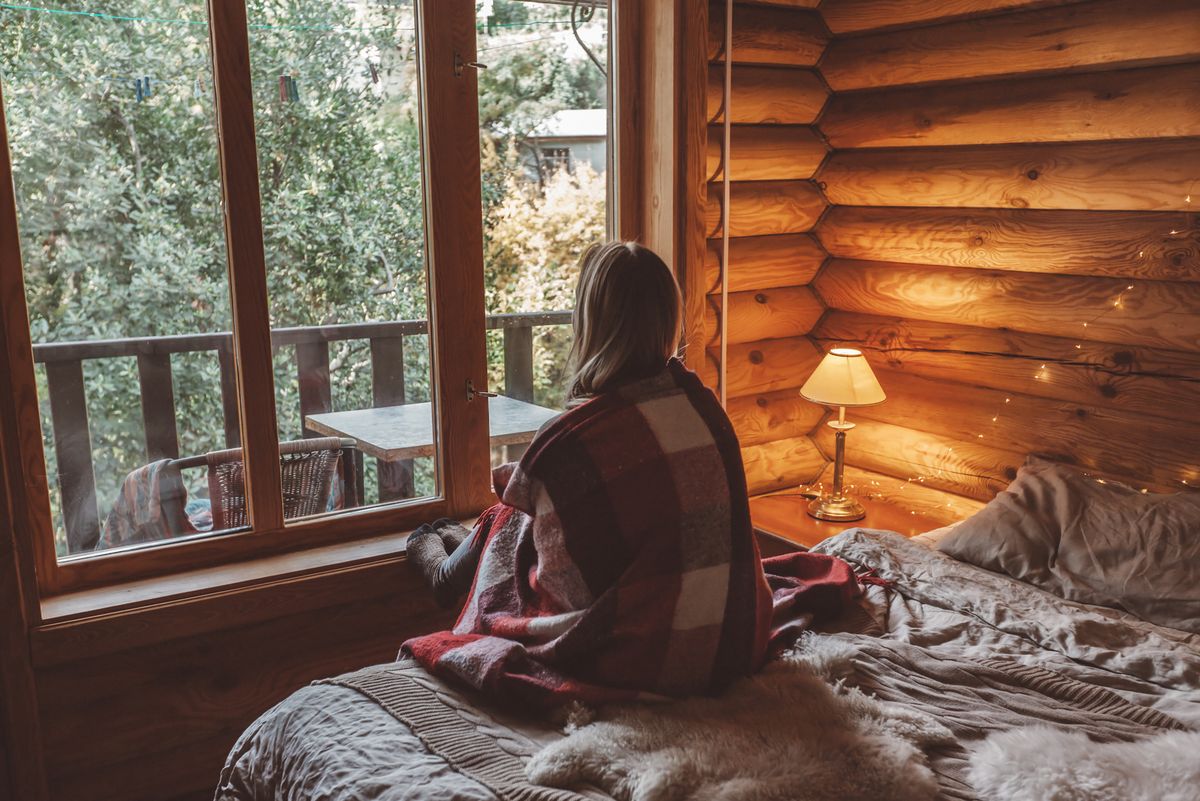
<box><xmin>214</xmin><ymin>529</ymin><xmax>1200</xmax><ymax>801</ymax></box>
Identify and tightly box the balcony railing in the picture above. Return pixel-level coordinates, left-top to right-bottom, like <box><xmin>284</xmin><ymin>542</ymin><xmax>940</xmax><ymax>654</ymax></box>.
<box><xmin>32</xmin><ymin>310</ymin><xmax>573</xmax><ymax>553</ymax></box>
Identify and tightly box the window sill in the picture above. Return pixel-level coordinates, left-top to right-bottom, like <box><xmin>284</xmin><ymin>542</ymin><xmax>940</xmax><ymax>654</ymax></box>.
<box><xmin>32</xmin><ymin>520</ymin><xmax>471</xmax><ymax>667</ymax></box>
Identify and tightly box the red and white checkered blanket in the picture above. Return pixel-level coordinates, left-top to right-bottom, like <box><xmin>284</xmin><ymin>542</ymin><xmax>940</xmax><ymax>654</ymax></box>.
<box><xmin>403</xmin><ymin>359</ymin><xmax>858</xmax><ymax>708</ymax></box>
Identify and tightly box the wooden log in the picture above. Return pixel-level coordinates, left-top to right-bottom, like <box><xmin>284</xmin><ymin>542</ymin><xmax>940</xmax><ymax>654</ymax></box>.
<box><xmin>814</xmin><ymin>260</ymin><xmax>1200</xmax><ymax>352</ymax></box>
<box><xmin>706</xmin><ymin>125</ymin><xmax>827</xmax><ymax>182</ymax></box>
<box><xmin>708</xmin><ymin>3</ymin><xmax>829</xmax><ymax>67</ymax></box>
<box><xmin>813</xmin><ymin>418</ymin><xmax>1022</xmax><ymax>501</ymax></box>
<box><xmin>816</xmin><ymin>206</ymin><xmax>1199</xmax><ymax>282</ymax></box>
<box><xmin>705</xmin><ymin>180</ymin><xmax>827</xmax><ymax>238</ymax></box>
<box><xmin>703</xmin><ymin>285</ymin><xmax>826</xmax><ymax>345</ymax></box>
<box><xmin>741</xmin><ymin>435</ymin><xmax>827</xmax><ymax>495</ymax></box>
<box><xmin>819</xmin><ymin>0</ymin><xmax>1086</xmax><ymax>34</ymax></box>
<box><xmin>706</xmin><ymin>65</ymin><xmax>827</xmax><ymax>125</ymax></box>
<box><xmin>727</xmin><ymin>387</ymin><xmax>824</xmax><ymax>448</ymax></box>
<box><xmin>820</xmin><ymin>0</ymin><xmax>1200</xmax><ymax>92</ymax></box>
<box><xmin>818</xmin><ymin>139</ymin><xmax>1200</xmax><ymax>212</ymax></box>
<box><xmin>700</xmin><ymin>335</ymin><xmax>823</xmax><ymax>396</ymax></box>
<box><xmin>813</xmin><ymin>311</ymin><xmax>1200</xmax><ymax>424</ymax></box>
<box><xmin>704</xmin><ymin>233</ymin><xmax>827</xmax><ymax>294</ymax></box>
<box><xmin>819</xmin><ymin>62</ymin><xmax>1200</xmax><ymax>149</ymax></box>
<box><xmin>857</xmin><ymin>369</ymin><xmax>1200</xmax><ymax>492</ymax></box>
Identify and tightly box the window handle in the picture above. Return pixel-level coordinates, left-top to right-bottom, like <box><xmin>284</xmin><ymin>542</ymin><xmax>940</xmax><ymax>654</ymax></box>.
<box><xmin>466</xmin><ymin>379</ymin><xmax>498</xmax><ymax>401</ymax></box>
<box><xmin>454</xmin><ymin>53</ymin><xmax>489</xmax><ymax>77</ymax></box>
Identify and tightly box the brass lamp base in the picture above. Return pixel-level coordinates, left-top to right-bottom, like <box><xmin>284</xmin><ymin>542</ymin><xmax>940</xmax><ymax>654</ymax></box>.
<box><xmin>807</xmin><ymin>494</ymin><xmax>866</xmax><ymax>522</ymax></box>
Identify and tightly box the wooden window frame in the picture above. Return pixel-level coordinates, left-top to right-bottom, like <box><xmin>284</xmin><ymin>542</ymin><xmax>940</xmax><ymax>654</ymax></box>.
<box><xmin>0</xmin><ymin>0</ymin><xmax>504</xmax><ymax>599</ymax></box>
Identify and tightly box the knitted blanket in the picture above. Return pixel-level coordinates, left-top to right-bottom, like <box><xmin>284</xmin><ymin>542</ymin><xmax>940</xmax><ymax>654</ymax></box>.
<box><xmin>403</xmin><ymin>359</ymin><xmax>858</xmax><ymax>707</ymax></box>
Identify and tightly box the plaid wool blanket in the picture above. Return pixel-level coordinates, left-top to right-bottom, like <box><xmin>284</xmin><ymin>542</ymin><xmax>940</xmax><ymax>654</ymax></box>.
<box><xmin>403</xmin><ymin>359</ymin><xmax>858</xmax><ymax>707</ymax></box>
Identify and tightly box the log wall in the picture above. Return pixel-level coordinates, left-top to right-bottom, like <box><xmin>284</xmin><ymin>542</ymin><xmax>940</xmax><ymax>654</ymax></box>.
<box><xmin>705</xmin><ymin>1</ymin><xmax>834</xmax><ymax>494</ymax></box>
<box><xmin>698</xmin><ymin>0</ymin><xmax>1199</xmax><ymax>506</ymax></box>
<box><xmin>802</xmin><ymin>0</ymin><xmax>1200</xmax><ymax>502</ymax></box>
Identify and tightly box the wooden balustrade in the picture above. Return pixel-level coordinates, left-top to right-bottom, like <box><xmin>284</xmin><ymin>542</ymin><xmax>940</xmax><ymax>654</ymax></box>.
<box><xmin>31</xmin><ymin>310</ymin><xmax>572</xmax><ymax>554</ymax></box>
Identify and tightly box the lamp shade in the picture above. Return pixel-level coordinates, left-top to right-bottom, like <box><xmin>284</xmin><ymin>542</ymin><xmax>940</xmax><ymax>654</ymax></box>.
<box><xmin>800</xmin><ymin>348</ymin><xmax>886</xmax><ymax>407</ymax></box>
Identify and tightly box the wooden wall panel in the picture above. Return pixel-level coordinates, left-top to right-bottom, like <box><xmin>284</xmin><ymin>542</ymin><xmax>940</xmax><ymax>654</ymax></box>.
<box><xmin>820</xmin><ymin>0</ymin><xmax>1200</xmax><ymax>91</ymax></box>
<box><xmin>727</xmin><ymin>388</ymin><xmax>824</xmax><ymax>448</ymax></box>
<box><xmin>703</xmin><ymin>286</ymin><xmax>825</xmax><ymax>344</ymax></box>
<box><xmin>704</xmin><ymin>234</ymin><xmax>826</xmax><ymax>294</ymax></box>
<box><xmin>707</xmin><ymin>3</ymin><xmax>829</xmax><ymax>66</ymax></box>
<box><xmin>814</xmin><ymin>311</ymin><xmax>1200</xmax><ymax>424</ymax></box>
<box><xmin>741</xmin><ymin>435</ymin><xmax>827</xmax><ymax>495</ymax></box>
<box><xmin>814</xmin><ymin>260</ymin><xmax>1200</xmax><ymax>352</ymax></box>
<box><xmin>704</xmin><ymin>180</ymin><xmax>827</xmax><ymax>237</ymax></box>
<box><xmin>812</xmin><ymin>419</ymin><xmax>1021</xmax><ymax>501</ymax></box>
<box><xmin>857</xmin><ymin>370</ymin><xmax>1200</xmax><ymax>491</ymax></box>
<box><xmin>706</xmin><ymin>65</ymin><xmax>827</xmax><ymax>124</ymax></box>
<box><xmin>706</xmin><ymin>125</ymin><xmax>827</xmax><ymax>181</ymax></box>
<box><xmin>818</xmin><ymin>139</ymin><xmax>1200</xmax><ymax>212</ymax></box>
<box><xmin>700</xmin><ymin>336</ymin><xmax>823</xmax><ymax>397</ymax></box>
<box><xmin>819</xmin><ymin>62</ymin><xmax>1200</xmax><ymax>150</ymax></box>
<box><xmin>817</xmin><ymin>207</ymin><xmax>1199</xmax><ymax>281</ymax></box>
<box><xmin>819</xmin><ymin>0</ymin><xmax>1086</xmax><ymax>34</ymax></box>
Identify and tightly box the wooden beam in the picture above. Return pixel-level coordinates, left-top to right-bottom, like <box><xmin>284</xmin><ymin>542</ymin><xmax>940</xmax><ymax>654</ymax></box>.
<box><xmin>705</xmin><ymin>180</ymin><xmax>827</xmax><ymax>237</ymax></box>
<box><xmin>813</xmin><ymin>418</ymin><xmax>1022</xmax><ymax>501</ymax></box>
<box><xmin>819</xmin><ymin>0</ymin><xmax>1086</xmax><ymax>34</ymax></box>
<box><xmin>858</xmin><ymin>369</ymin><xmax>1200</xmax><ymax>491</ymax></box>
<box><xmin>703</xmin><ymin>285</ymin><xmax>825</xmax><ymax>344</ymax></box>
<box><xmin>700</xmin><ymin>335</ymin><xmax>823</xmax><ymax>395</ymax></box>
<box><xmin>820</xmin><ymin>0</ymin><xmax>1200</xmax><ymax>91</ymax></box>
<box><xmin>727</xmin><ymin>387</ymin><xmax>824</xmax><ymax>447</ymax></box>
<box><xmin>706</xmin><ymin>65</ymin><xmax>827</xmax><ymax>125</ymax></box>
<box><xmin>708</xmin><ymin>2</ymin><xmax>829</xmax><ymax>66</ymax></box>
<box><xmin>818</xmin><ymin>62</ymin><xmax>1200</xmax><ymax>149</ymax></box>
<box><xmin>816</xmin><ymin>206</ymin><xmax>1199</xmax><ymax>282</ymax></box>
<box><xmin>818</xmin><ymin>139</ymin><xmax>1200</xmax><ymax>213</ymax></box>
<box><xmin>704</xmin><ymin>233</ymin><xmax>826</xmax><ymax>294</ymax></box>
<box><xmin>741</xmin><ymin>435</ymin><xmax>826</xmax><ymax>495</ymax></box>
<box><xmin>706</xmin><ymin>125</ymin><xmax>827</xmax><ymax>182</ymax></box>
<box><xmin>813</xmin><ymin>311</ymin><xmax>1200</xmax><ymax>424</ymax></box>
<box><xmin>814</xmin><ymin>259</ymin><xmax>1200</xmax><ymax>352</ymax></box>
<box><xmin>208</xmin><ymin>0</ymin><xmax>284</xmax><ymax>531</ymax></box>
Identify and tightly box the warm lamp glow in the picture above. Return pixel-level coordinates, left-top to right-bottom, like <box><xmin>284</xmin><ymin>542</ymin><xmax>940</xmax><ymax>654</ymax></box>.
<box><xmin>800</xmin><ymin>348</ymin><xmax>886</xmax><ymax>408</ymax></box>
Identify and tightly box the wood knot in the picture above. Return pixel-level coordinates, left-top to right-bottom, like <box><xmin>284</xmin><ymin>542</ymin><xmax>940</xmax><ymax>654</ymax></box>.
<box><xmin>1112</xmin><ymin>351</ymin><xmax>1134</xmax><ymax>366</ymax></box>
<box><xmin>1004</xmin><ymin>467</ymin><xmax>1018</xmax><ymax>481</ymax></box>
<box><xmin>1099</xmin><ymin>384</ymin><xmax>1118</xmax><ymax>398</ymax></box>
<box><xmin>749</xmin><ymin>350</ymin><xmax>764</xmax><ymax>364</ymax></box>
<box><xmin>1074</xmin><ymin>408</ymin><xmax>1087</xmax><ymax>419</ymax></box>
<box><xmin>971</xmin><ymin>236</ymin><xmax>985</xmax><ymax>246</ymax></box>
<box><xmin>754</xmin><ymin>293</ymin><xmax>768</xmax><ymax>304</ymax></box>
<box><xmin>756</xmin><ymin>397</ymin><xmax>768</xmax><ymax>408</ymax></box>
<box><xmin>915</xmin><ymin>116</ymin><xmax>932</xmax><ymax>129</ymax></box>
<box><xmin>1026</xmin><ymin>169</ymin><xmax>1039</xmax><ymax>180</ymax></box>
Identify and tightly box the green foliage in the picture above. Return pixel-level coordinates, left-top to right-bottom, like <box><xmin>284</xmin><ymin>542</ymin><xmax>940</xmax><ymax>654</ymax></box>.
<box><xmin>0</xmin><ymin>0</ymin><xmax>607</xmax><ymax>553</ymax></box>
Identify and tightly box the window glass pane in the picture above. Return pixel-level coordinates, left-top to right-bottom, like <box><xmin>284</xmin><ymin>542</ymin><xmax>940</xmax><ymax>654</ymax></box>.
<box><xmin>246</xmin><ymin>0</ymin><xmax>437</xmax><ymax>520</ymax></box>
<box><xmin>477</xmin><ymin>0</ymin><xmax>609</xmax><ymax>463</ymax></box>
<box><xmin>1</xmin><ymin>1</ymin><xmax>244</xmax><ymax>558</ymax></box>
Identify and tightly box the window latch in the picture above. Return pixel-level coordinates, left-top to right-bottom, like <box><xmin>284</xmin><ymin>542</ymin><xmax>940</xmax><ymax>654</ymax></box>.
<box><xmin>466</xmin><ymin>379</ymin><xmax>498</xmax><ymax>402</ymax></box>
<box><xmin>453</xmin><ymin>53</ymin><xmax>489</xmax><ymax>77</ymax></box>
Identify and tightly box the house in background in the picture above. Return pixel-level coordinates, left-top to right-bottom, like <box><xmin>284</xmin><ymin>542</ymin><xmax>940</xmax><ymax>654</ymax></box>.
<box><xmin>528</xmin><ymin>108</ymin><xmax>607</xmax><ymax>176</ymax></box>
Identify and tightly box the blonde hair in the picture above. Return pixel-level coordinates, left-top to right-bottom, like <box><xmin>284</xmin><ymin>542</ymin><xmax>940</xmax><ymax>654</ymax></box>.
<box><xmin>568</xmin><ymin>241</ymin><xmax>682</xmax><ymax>401</ymax></box>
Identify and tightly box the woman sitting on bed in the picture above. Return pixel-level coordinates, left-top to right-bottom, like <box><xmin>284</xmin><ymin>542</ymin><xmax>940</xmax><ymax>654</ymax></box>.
<box><xmin>404</xmin><ymin>241</ymin><xmax>838</xmax><ymax>708</ymax></box>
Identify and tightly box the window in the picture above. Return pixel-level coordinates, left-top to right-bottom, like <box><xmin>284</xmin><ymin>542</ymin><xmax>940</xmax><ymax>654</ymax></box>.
<box><xmin>0</xmin><ymin>0</ymin><xmax>617</xmax><ymax>596</ymax></box>
<box><xmin>542</xmin><ymin>146</ymin><xmax>572</xmax><ymax>173</ymax></box>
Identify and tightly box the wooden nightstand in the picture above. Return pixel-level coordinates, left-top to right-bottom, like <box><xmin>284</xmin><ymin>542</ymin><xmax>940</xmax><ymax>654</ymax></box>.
<box><xmin>750</xmin><ymin>466</ymin><xmax>985</xmax><ymax>552</ymax></box>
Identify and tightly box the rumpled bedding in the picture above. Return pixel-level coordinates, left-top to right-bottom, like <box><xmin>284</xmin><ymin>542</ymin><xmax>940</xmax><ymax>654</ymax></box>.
<box><xmin>214</xmin><ymin>528</ymin><xmax>1200</xmax><ymax>801</ymax></box>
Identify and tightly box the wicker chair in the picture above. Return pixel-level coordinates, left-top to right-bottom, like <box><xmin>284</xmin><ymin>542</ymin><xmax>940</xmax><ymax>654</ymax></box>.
<box><xmin>172</xmin><ymin>438</ymin><xmax>362</xmax><ymax>532</ymax></box>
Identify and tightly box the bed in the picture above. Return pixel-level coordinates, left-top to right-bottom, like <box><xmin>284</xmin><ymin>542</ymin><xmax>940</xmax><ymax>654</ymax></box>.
<box><xmin>214</xmin><ymin>513</ymin><xmax>1200</xmax><ymax>801</ymax></box>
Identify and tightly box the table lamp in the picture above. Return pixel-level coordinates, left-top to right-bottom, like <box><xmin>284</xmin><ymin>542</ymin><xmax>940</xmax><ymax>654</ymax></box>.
<box><xmin>799</xmin><ymin>348</ymin><xmax>886</xmax><ymax>522</ymax></box>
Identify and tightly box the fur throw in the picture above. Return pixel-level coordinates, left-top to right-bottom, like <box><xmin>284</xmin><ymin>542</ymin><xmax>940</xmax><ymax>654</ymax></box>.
<box><xmin>526</xmin><ymin>637</ymin><xmax>953</xmax><ymax>801</ymax></box>
<box><xmin>969</xmin><ymin>726</ymin><xmax>1200</xmax><ymax>801</ymax></box>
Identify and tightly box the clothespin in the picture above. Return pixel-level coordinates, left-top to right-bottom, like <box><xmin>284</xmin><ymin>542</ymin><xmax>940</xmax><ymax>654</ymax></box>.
<box><xmin>135</xmin><ymin>77</ymin><xmax>144</xmax><ymax>103</ymax></box>
<box><xmin>193</xmin><ymin>76</ymin><xmax>205</xmax><ymax>98</ymax></box>
<box><xmin>287</xmin><ymin>75</ymin><xmax>299</xmax><ymax>103</ymax></box>
<box><xmin>143</xmin><ymin>76</ymin><xmax>152</xmax><ymax>98</ymax></box>
<box><xmin>279</xmin><ymin>74</ymin><xmax>288</xmax><ymax>103</ymax></box>
<box><xmin>368</xmin><ymin>62</ymin><xmax>379</xmax><ymax>84</ymax></box>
